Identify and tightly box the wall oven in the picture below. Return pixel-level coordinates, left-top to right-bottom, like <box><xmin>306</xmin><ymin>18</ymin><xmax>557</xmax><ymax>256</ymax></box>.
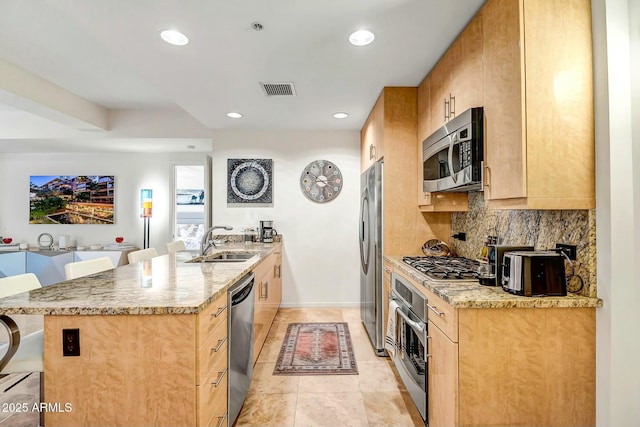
<box><xmin>422</xmin><ymin>107</ymin><xmax>484</xmax><ymax>192</ymax></box>
<box><xmin>390</xmin><ymin>272</ymin><xmax>428</xmax><ymax>425</ymax></box>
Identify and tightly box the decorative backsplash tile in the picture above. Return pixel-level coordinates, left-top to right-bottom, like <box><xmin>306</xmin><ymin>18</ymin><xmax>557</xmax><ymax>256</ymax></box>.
<box><xmin>450</xmin><ymin>193</ymin><xmax>596</xmax><ymax>297</ymax></box>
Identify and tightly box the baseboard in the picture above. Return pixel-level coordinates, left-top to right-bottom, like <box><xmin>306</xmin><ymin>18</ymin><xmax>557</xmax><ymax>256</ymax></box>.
<box><xmin>279</xmin><ymin>302</ymin><xmax>360</xmax><ymax>308</ymax></box>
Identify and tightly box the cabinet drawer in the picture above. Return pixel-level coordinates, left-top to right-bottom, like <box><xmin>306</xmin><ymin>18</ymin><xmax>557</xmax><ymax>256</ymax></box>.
<box><xmin>197</xmin><ymin>352</ymin><xmax>228</xmax><ymax>427</ymax></box>
<box><xmin>253</xmin><ymin>253</ymin><xmax>275</xmax><ymax>283</ymax></box>
<box><xmin>197</xmin><ymin>318</ymin><xmax>228</xmax><ymax>385</ymax></box>
<box><xmin>421</xmin><ymin>287</ymin><xmax>458</xmax><ymax>342</ymax></box>
<box><xmin>197</xmin><ymin>293</ymin><xmax>228</xmax><ymax>345</ymax></box>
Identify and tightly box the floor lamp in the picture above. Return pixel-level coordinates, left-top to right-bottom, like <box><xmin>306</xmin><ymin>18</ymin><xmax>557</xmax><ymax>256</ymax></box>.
<box><xmin>140</xmin><ymin>189</ymin><xmax>152</xmax><ymax>249</ymax></box>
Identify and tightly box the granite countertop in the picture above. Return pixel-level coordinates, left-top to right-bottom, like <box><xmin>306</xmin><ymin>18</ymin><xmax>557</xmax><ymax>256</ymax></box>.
<box><xmin>0</xmin><ymin>242</ymin><xmax>281</xmax><ymax>316</ymax></box>
<box><xmin>386</xmin><ymin>255</ymin><xmax>603</xmax><ymax>309</ymax></box>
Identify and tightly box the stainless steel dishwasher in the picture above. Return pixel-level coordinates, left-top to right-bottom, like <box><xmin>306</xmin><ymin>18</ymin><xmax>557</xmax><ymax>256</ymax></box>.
<box><xmin>227</xmin><ymin>273</ymin><xmax>255</xmax><ymax>426</ymax></box>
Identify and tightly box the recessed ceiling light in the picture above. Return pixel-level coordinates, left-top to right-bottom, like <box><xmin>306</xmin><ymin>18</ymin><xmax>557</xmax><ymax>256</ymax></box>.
<box><xmin>349</xmin><ymin>29</ymin><xmax>375</xmax><ymax>46</ymax></box>
<box><xmin>160</xmin><ymin>30</ymin><xmax>189</xmax><ymax>46</ymax></box>
<box><xmin>226</xmin><ymin>112</ymin><xmax>243</xmax><ymax>119</ymax></box>
<box><xmin>333</xmin><ymin>112</ymin><xmax>349</xmax><ymax>119</ymax></box>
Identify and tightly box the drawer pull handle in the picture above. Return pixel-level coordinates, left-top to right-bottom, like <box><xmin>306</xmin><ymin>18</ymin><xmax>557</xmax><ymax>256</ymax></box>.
<box><xmin>427</xmin><ymin>303</ymin><xmax>443</xmax><ymax>316</ymax></box>
<box><xmin>212</xmin><ymin>368</ymin><xmax>228</xmax><ymax>387</ymax></box>
<box><xmin>212</xmin><ymin>305</ymin><xmax>227</xmax><ymax>318</ymax></box>
<box><xmin>211</xmin><ymin>336</ymin><xmax>227</xmax><ymax>352</ymax></box>
<box><xmin>215</xmin><ymin>412</ymin><xmax>228</xmax><ymax>427</ymax></box>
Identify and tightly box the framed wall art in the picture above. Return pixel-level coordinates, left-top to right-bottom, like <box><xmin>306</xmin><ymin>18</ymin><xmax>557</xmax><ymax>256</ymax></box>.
<box><xmin>227</xmin><ymin>159</ymin><xmax>273</xmax><ymax>204</ymax></box>
<box><xmin>29</xmin><ymin>175</ymin><xmax>115</xmax><ymax>224</ymax></box>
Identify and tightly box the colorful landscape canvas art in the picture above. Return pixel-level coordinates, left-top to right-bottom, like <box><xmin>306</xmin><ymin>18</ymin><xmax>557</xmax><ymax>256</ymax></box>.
<box><xmin>29</xmin><ymin>175</ymin><xmax>115</xmax><ymax>224</ymax></box>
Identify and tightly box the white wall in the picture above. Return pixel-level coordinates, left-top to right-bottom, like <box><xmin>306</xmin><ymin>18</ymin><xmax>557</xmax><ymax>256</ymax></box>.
<box><xmin>211</xmin><ymin>130</ymin><xmax>360</xmax><ymax>307</ymax></box>
<box><xmin>0</xmin><ymin>151</ymin><xmax>206</xmax><ymax>253</ymax></box>
<box><xmin>592</xmin><ymin>0</ymin><xmax>640</xmax><ymax>425</ymax></box>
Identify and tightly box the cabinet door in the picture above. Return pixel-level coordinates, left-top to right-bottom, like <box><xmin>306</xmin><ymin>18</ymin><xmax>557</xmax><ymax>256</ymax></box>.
<box><xmin>360</xmin><ymin>92</ymin><xmax>385</xmax><ymax>172</ymax></box>
<box><xmin>428</xmin><ymin>321</ymin><xmax>458</xmax><ymax>427</ymax></box>
<box><xmin>451</xmin><ymin>11</ymin><xmax>484</xmax><ymax>115</ymax></box>
<box><xmin>252</xmin><ymin>255</ymin><xmax>274</xmax><ymax>364</ymax></box>
<box><xmin>429</xmin><ymin>49</ymin><xmax>454</xmax><ymax>132</ymax></box>
<box><xmin>482</xmin><ymin>0</ymin><xmax>526</xmax><ymax>200</ymax></box>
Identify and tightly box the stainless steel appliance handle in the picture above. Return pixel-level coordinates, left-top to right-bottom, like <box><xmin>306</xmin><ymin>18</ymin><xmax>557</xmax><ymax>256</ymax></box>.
<box><xmin>427</xmin><ymin>303</ymin><xmax>443</xmax><ymax>317</ymax></box>
<box><xmin>423</xmin><ymin>135</ymin><xmax>452</xmax><ymax>162</ymax></box>
<box><xmin>448</xmin><ymin>132</ymin><xmax>458</xmax><ymax>183</ymax></box>
<box><xmin>393</xmin><ymin>302</ymin><xmax>426</xmax><ymax>334</ymax></box>
<box><xmin>359</xmin><ymin>191</ymin><xmax>370</xmax><ymax>273</ymax></box>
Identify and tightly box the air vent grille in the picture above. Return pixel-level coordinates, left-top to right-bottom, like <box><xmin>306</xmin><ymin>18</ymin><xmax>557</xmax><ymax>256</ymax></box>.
<box><xmin>260</xmin><ymin>82</ymin><xmax>296</xmax><ymax>97</ymax></box>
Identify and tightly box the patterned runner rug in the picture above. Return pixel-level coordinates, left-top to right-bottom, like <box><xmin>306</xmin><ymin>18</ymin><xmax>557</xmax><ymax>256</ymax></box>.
<box><xmin>273</xmin><ymin>322</ymin><xmax>358</xmax><ymax>375</ymax></box>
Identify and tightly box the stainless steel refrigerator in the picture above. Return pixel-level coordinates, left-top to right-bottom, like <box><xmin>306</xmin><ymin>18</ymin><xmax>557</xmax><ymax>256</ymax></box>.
<box><xmin>359</xmin><ymin>161</ymin><xmax>386</xmax><ymax>355</ymax></box>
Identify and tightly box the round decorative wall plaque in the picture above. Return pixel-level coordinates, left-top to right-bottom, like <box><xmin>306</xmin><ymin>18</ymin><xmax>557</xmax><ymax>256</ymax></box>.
<box><xmin>300</xmin><ymin>160</ymin><xmax>343</xmax><ymax>203</ymax></box>
<box><xmin>227</xmin><ymin>159</ymin><xmax>273</xmax><ymax>203</ymax></box>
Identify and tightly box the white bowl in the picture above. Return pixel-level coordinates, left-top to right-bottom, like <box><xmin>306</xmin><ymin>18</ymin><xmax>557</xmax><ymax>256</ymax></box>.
<box><xmin>90</xmin><ymin>245</ymin><xmax>102</xmax><ymax>250</ymax></box>
<box><xmin>76</xmin><ymin>246</ymin><xmax>86</xmax><ymax>251</ymax></box>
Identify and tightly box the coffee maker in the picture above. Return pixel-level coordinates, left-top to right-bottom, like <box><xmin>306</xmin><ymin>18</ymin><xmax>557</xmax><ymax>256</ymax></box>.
<box><xmin>259</xmin><ymin>221</ymin><xmax>276</xmax><ymax>243</ymax></box>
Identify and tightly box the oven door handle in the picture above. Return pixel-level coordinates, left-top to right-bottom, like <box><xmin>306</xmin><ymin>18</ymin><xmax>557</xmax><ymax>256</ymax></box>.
<box><xmin>394</xmin><ymin>303</ymin><xmax>426</xmax><ymax>334</ymax></box>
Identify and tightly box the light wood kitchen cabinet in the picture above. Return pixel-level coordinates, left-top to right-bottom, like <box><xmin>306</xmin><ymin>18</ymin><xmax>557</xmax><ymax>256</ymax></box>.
<box><xmin>482</xmin><ymin>0</ymin><xmax>595</xmax><ymax>209</ymax></box>
<box><xmin>252</xmin><ymin>249</ymin><xmax>282</xmax><ymax>364</ymax></box>
<box><xmin>382</xmin><ymin>260</ymin><xmax>393</xmax><ymax>330</ymax></box>
<box><xmin>415</xmin><ymin>13</ymin><xmax>482</xmax><ymax>213</ymax></box>
<box><xmin>428</xmin><ymin>11</ymin><xmax>484</xmax><ymax>136</ymax></box>
<box><xmin>361</xmin><ymin>87</ymin><xmax>453</xmax><ymax>255</ymax></box>
<box><xmin>360</xmin><ymin>93</ymin><xmax>385</xmax><ymax>172</ymax></box>
<box><xmin>44</xmin><ymin>292</ymin><xmax>229</xmax><ymax>427</ymax></box>
<box><xmin>427</xmin><ymin>320</ymin><xmax>458</xmax><ymax>427</ymax></box>
<box><xmin>394</xmin><ymin>269</ymin><xmax>595</xmax><ymax>427</ymax></box>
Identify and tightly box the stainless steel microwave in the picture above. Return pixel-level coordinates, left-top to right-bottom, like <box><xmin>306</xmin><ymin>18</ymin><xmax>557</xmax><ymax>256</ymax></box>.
<box><xmin>422</xmin><ymin>107</ymin><xmax>484</xmax><ymax>192</ymax></box>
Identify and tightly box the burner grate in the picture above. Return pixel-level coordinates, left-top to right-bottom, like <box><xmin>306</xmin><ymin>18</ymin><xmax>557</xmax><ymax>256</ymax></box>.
<box><xmin>402</xmin><ymin>256</ymin><xmax>482</xmax><ymax>282</ymax></box>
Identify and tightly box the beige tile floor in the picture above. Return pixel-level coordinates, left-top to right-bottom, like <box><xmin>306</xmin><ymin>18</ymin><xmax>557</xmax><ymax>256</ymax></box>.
<box><xmin>0</xmin><ymin>308</ymin><xmax>424</xmax><ymax>427</ymax></box>
<box><xmin>235</xmin><ymin>307</ymin><xmax>424</xmax><ymax>427</ymax></box>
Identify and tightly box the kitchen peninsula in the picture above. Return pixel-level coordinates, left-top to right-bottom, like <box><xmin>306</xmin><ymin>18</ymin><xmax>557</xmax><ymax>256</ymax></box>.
<box><xmin>0</xmin><ymin>242</ymin><xmax>282</xmax><ymax>427</ymax></box>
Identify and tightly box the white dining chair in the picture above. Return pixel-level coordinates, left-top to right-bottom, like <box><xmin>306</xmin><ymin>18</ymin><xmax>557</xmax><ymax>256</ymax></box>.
<box><xmin>166</xmin><ymin>240</ymin><xmax>186</xmax><ymax>254</ymax></box>
<box><xmin>64</xmin><ymin>256</ymin><xmax>115</xmax><ymax>280</ymax></box>
<box><xmin>127</xmin><ymin>248</ymin><xmax>158</xmax><ymax>264</ymax></box>
<box><xmin>0</xmin><ymin>273</ymin><xmax>45</xmax><ymax>426</ymax></box>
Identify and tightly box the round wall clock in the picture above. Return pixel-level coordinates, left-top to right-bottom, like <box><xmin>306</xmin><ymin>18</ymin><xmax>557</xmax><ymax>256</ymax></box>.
<box><xmin>300</xmin><ymin>160</ymin><xmax>343</xmax><ymax>203</ymax></box>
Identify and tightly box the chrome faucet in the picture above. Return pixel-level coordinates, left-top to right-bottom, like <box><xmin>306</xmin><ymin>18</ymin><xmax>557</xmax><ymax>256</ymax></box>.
<box><xmin>200</xmin><ymin>225</ymin><xmax>233</xmax><ymax>256</ymax></box>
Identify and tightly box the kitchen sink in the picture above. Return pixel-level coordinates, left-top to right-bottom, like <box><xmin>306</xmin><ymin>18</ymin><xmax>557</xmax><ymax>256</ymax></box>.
<box><xmin>188</xmin><ymin>252</ymin><xmax>257</xmax><ymax>263</ymax></box>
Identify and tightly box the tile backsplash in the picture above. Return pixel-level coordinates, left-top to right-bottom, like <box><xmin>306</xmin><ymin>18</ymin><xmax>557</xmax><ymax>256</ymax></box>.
<box><xmin>450</xmin><ymin>193</ymin><xmax>596</xmax><ymax>297</ymax></box>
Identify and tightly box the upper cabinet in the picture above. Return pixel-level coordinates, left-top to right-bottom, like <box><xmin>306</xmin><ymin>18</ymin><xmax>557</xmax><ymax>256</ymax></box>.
<box><xmin>428</xmin><ymin>12</ymin><xmax>484</xmax><ymax>138</ymax></box>
<box><xmin>482</xmin><ymin>0</ymin><xmax>595</xmax><ymax>209</ymax></box>
<box><xmin>362</xmin><ymin>87</ymin><xmax>452</xmax><ymax>254</ymax></box>
<box><xmin>416</xmin><ymin>13</ymin><xmax>483</xmax><ymax>212</ymax></box>
<box><xmin>360</xmin><ymin>95</ymin><xmax>385</xmax><ymax>172</ymax></box>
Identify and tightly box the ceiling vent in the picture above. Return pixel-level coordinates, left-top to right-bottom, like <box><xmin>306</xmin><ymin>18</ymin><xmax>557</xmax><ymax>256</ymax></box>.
<box><xmin>260</xmin><ymin>82</ymin><xmax>297</xmax><ymax>97</ymax></box>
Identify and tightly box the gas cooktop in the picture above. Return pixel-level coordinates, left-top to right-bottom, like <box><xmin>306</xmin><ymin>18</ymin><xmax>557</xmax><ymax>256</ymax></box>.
<box><xmin>402</xmin><ymin>256</ymin><xmax>482</xmax><ymax>282</ymax></box>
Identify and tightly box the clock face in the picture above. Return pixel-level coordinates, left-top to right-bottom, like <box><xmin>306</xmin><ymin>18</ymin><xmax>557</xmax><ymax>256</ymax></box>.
<box><xmin>300</xmin><ymin>160</ymin><xmax>343</xmax><ymax>203</ymax></box>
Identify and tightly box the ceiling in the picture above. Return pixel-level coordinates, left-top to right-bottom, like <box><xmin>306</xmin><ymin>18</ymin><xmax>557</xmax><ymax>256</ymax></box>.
<box><xmin>0</xmin><ymin>0</ymin><xmax>484</xmax><ymax>152</ymax></box>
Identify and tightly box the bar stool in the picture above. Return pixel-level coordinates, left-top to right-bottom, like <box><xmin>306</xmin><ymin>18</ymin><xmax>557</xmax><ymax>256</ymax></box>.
<box><xmin>166</xmin><ymin>240</ymin><xmax>186</xmax><ymax>254</ymax></box>
<box><xmin>64</xmin><ymin>256</ymin><xmax>114</xmax><ymax>280</ymax></box>
<box><xmin>127</xmin><ymin>248</ymin><xmax>158</xmax><ymax>264</ymax></box>
<box><xmin>0</xmin><ymin>273</ymin><xmax>45</xmax><ymax>425</ymax></box>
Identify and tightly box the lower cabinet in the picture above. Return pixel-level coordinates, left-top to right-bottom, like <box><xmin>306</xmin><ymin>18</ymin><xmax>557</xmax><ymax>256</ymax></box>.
<box><xmin>44</xmin><ymin>292</ymin><xmax>229</xmax><ymax>427</ymax></box>
<box><xmin>252</xmin><ymin>249</ymin><xmax>283</xmax><ymax>364</ymax></box>
<box><xmin>395</xmin><ymin>270</ymin><xmax>596</xmax><ymax>427</ymax></box>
